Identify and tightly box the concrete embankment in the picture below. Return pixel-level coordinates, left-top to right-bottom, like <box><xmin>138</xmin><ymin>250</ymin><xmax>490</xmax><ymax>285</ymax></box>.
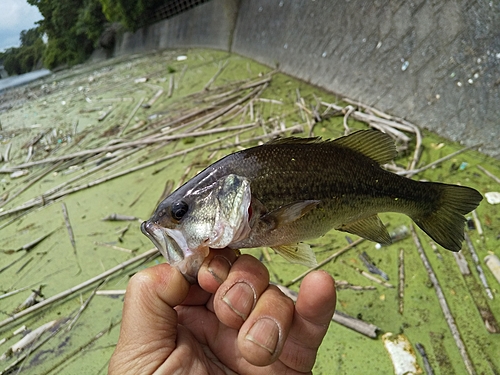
<box><xmin>112</xmin><ymin>0</ymin><xmax>500</xmax><ymax>158</ymax></box>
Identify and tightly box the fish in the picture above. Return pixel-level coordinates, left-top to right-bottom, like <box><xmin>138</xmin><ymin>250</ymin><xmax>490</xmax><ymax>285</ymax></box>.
<box><xmin>141</xmin><ymin>130</ymin><xmax>483</xmax><ymax>282</ymax></box>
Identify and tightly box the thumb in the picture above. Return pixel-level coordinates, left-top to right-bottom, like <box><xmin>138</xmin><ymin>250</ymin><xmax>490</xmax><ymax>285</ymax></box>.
<box><xmin>109</xmin><ymin>263</ymin><xmax>190</xmax><ymax>374</ymax></box>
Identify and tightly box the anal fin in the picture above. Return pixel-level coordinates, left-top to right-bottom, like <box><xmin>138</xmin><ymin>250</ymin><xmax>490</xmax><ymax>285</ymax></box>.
<box><xmin>271</xmin><ymin>243</ymin><xmax>318</xmax><ymax>267</ymax></box>
<box><xmin>340</xmin><ymin>215</ymin><xmax>392</xmax><ymax>244</ymax></box>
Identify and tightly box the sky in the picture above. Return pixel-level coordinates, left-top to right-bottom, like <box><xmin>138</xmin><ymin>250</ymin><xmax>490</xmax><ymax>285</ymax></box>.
<box><xmin>0</xmin><ymin>0</ymin><xmax>43</xmax><ymax>52</ymax></box>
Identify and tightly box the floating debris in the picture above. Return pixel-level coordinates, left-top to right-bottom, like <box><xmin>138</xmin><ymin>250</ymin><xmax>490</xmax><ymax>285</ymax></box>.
<box><xmin>10</xmin><ymin>170</ymin><xmax>29</xmax><ymax>179</ymax></box>
<box><xmin>275</xmin><ymin>283</ymin><xmax>379</xmax><ymax>338</ymax></box>
<box><xmin>415</xmin><ymin>342</ymin><xmax>435</xmax><ymax>375</ymax></box>
<box><xmin>484</xmin><ymin>192</ymin><xmax>500</xmax><ymax>205</ymax></box>
<box><xmin>101</xmin><ymin>213</ymin><xmax>139</xmax><ymax>222</ymax></box>
<box><xmin>359</xmin><ymin>251</ymin><xmax>389</xmax><ymax>280</ymax></box>
<box><xmin>484</xmin><ymin>254</ymin><xmax>500</xmax><ymax>285</ymax></box>
<box><xmin>382</xmin><ymin>332</ymin><xmax>422</xmax><ymax>375</ymax></box>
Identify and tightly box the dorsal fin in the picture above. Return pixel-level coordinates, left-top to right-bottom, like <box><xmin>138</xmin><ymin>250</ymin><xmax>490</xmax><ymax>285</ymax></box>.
<box><xmin>265</xmin><ymin>136</ymin><xmax>322</xmax><ymax>145</ymax></box>
<box><xmin>265</xmin><ymin>130</ymin><xmax>397</xmax><ymax>164</ymax></box>
<box><xmin>333</xmin><ymin>130</ymin><xmax>397</xmax><ymax>165</ymax></box>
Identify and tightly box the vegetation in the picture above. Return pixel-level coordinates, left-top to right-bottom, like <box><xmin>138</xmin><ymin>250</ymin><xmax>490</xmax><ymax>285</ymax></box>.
<box><xmin>0</xmin><ymin>28</ymin><xmax>46</xmax><ymax>75</ymax></box>
<box><xmin>1</xmin><ymin>0</ymin><xmax>165</xmax><ymax>75</ymax></box>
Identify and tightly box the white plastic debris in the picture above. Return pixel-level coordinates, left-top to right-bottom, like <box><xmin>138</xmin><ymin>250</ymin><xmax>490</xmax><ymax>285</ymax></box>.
<box><xmin>485</xmin><ymin>192</ymin><xmax>500</xmax><ymax>204</ymax></box>
<box><xmin>382</xmin><ymin>332</ymin><xmax>422</xmax><ymax>375</ymax></box>
<box><xmin>176</xmin><ymin>55</ymin><xmax>187</xmax><ymax>61</ymax></box>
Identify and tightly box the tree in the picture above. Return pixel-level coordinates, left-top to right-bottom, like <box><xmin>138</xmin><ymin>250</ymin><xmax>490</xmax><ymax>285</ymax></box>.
<box><xmin>28</xmin><ymin>0</ymin><xmax>106</xmax><ymax>69</ymax></box>
<box><xmin>100</xmin><ymin>0</ymin><xmax>165</xmax><ymax>31</ymax></box>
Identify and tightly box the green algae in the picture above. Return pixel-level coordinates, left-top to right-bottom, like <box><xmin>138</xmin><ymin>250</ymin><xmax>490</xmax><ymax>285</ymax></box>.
<box><xmin>0</xmin><ymin>49</ymin><xmax>499</xmax><ymax>374</ymax></box>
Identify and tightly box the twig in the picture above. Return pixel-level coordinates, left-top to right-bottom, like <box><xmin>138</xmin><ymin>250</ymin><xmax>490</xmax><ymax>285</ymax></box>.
<box><xmin>143</xmin><ymin>89</ymin><xmax>164</xmax><ymax>108</ymax></box>
<box><xmin>0</xmin><ymin>248</ymin><xmax>159</xmax><ymax>329</ymax></box>
<box><xmin>415</xmin><ymin>343</ymin><xmax>435</xmax><ymax>375</ymax></box>
<box><xmin>101</xmin><ymin>213</ymin><xmax>138</xmax><ymax>221</ymax></box>
<box><xmin>398</xmin><ymin>248</ymin><xmax>404</xmax><ymax>314</ymax></box>
<box><xmin>61</xmin><ymin>203</ymin><xmax>77</xmax><ymax>259</ymax></box>
<box><xmin>0</xmin><ymin>160</ymin><xmax>64</xmax><ymax>207</ymax></box>
<box><xmin>284</xmin><ymin>238</ymin><xmax>364</xmax><ymax>287</ymax></box>
<box><xmin>454</xmin><ymin>248</ymin><xmax>499</xmax><ymax>333</ymax></box>
<box><xmin>342</xmin><ymin>260</ymin><xmax>394</xmax><ymax>288</ymax></box>
<box><xmin>10</xmin><ymin>123</ymin><xmax>256</xmax><ymax>169</ymax></box>
<box><xmin>411</xmin><ymin>225</ymin><xmax>476</xmax><ymax>375</ymax></box>
<box><xmin>397</xmin><ymin>145</ymin><xmax>479</xmax><ymax>176</ymax></box>
<box><xmin>477</xmin><ymin>165</ymin><xmax>500</xmax><ymax>184</ymax></box>
<box><xmin>38</xmin><ymin>319</ymin><xmax>121</xmax><ymax>375</ymax></box>
<box><xmin>97</xmin><ymin>106</ymin><xmax>113</xmax><ymax>121</ymax></box>
<box><xmin>335</xmin><ymin>280</ymin><xmax>376</xmax><ymax>291</ymax></box>
<box><xmin>464</xmin><ymin>232</ymin><xmax>493</xmax><ymax>300</ymax></box>
<box><xmin>119</xmin><ymin>97</ymin><xmax>144</xmax><ymax>136</ymax></box>
<box><xmin>67</xmin><ymin>280</ymin><xmax>105</xmax><ymax>330</ymax></box>
<box><xmin>274</xmin><ymin>283</ymin><xmax>379</xmax><ymax>338</ymax></box>
<box><xmin>471</xmin><ymin>210</ymin><xmax>484</xmax><ymax>239</ymax></box>
<box><xmin>168</xmin><ymin>75</ymin><xmax>174</xmax><ymax>98</ymax></box>
<box><xmin>94</xmin><ymin>241</ymin><xmax>134</xmax><ymax>254</ymax></box>
<box><xmin>204</xmin><ymin>60</ymin><xmax>229</xmax><ymax>90</ymax></box>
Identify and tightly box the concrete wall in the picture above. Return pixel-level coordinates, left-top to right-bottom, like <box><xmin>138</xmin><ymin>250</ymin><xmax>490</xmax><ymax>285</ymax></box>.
<box><xmin>113</xmin><ymin>0</ymin><xmax>500</xmax><ymax>158</ymax></box>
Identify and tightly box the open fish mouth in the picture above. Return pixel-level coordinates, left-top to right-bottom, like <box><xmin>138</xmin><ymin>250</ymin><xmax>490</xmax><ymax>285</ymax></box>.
<box><xmin>141</xmin><ymin>221</ymin><xmax>186</xmax><ymax>266</ymax></box>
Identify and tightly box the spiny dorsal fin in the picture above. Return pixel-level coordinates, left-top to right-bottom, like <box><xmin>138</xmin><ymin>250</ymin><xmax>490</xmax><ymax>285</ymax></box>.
<box><xmin>266</xmin><ymin>130</ymin><xmax>397</xmax><ymax>165</ymax></box>
<box><xmin>333</xmin><ymin>130</ymin><xmax>397</xmax><ymax>165</ymax></box>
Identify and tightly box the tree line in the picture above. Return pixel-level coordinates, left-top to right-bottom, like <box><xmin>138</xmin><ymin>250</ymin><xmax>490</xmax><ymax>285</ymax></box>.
<box><xmin>0</xmin><ymin>0</ymin><xmax>165</xmax><ymax>75</ymax></box>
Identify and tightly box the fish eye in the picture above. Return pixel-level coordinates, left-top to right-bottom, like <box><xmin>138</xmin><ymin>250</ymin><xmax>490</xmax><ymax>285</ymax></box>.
<box><xmin>171</xmin><ymin>201</ymin><xmax>189</xmax><ymax>221</ymax></box>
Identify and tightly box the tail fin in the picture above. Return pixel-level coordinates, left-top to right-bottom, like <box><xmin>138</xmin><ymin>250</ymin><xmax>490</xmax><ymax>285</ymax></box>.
<box><xmin>411</xmin><ymin>184</ymin><xmax>482</xmax><ymax>251</ymax></box>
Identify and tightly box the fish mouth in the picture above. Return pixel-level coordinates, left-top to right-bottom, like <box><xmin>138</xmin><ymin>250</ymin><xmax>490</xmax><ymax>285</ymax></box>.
<box><xmin>141</xmin><ymin>221</ymin><xmax>186</xmax><ymax>266</ymax></box>
<box><xmin>140</xmin><ymin>220</ymin><xmax>205</xmax><ymax>283</ymax></box>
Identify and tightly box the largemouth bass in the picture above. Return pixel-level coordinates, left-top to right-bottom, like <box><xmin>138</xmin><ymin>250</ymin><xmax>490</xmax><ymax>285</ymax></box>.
<box><xmin>141</xmin><ymin>130</ymin><xmax>482</xmax><ymax>282</ymax></box>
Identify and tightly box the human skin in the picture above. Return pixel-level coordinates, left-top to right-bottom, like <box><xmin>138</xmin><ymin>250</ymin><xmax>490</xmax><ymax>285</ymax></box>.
<box><xmin>109</xmin><ymin>249</ymin><xmax>336</xmax><ymax>375</ymax></box>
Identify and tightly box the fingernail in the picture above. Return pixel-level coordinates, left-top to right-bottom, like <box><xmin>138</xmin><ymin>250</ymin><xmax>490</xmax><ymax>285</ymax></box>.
<box><xmin>245</xmin><ymin>318</ymin><xmax>280</xmax><ymax>354</ymax></box>
<box><xmin>222</xmin><ymin>282</ymin><xmax>255</xmax><ymax>320</ymax></box>
<box><xmin>207</xmin><ymin>255</ymin><xmax>231</xmax><ymax>284</ymax></box>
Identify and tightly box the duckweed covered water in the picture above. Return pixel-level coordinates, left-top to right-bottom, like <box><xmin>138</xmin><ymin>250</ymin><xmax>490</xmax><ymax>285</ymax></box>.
<box><xmin>0</xmin><ymin>49</ymin><xmax>499</xmax><ymax>374</ymax></box>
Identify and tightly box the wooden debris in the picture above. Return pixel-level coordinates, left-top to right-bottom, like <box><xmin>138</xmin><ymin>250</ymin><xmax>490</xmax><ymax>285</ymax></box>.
<box><xmin>453</xmin><ymin>249</ymin><xmax>500</xmax><ymax>333</ymax></box>
<box><xmin>143</xmin><ymin>88</ymin><xmax>164</xmax><ymax>108</ymax></box>
<box><xmin>484</xmin><ymin>254</ymin><xmax>500</xmax><ymax>285</ymax></box>
<box><xmin>0</xmin><ymin>248</ymin><xmax>159</xmax><ymax>329</ymax></box>
<box><xmin>342</xmin><ymin>260</ymin><xmax>394</xmax><ymax>288</ymax></box>
<box><xmin>119</xmin><ymin>97</ymin><xmax>145</xmax><ymax>136</ymax></box>
<box><xmin>464</xmin><ymin>232</ymin><xmax>493</xmax><ymax>300</ymax></box>
<box><xmin>61</xmin><ymin>203</ymin><xmax>77</xmax><ymax>259</ymax></box>
<box><xmin>415</xmin><ymin>342</ymin><xmax>435</xmax><ymax>375</ymax></box>
<box><xmin>359</xmin><ymin>251</ymin><xmax>389</xmax><ymax>280</ymax></box>
<box><xmin>275</xmin><ymin>283</ymin><xmax>379</xmax><ymax>338</ymax></box>
<box><xmin>0</xmin><ymin>320</ymin><xmax>59</xmax><ymax>360</ymax></box>
<box><xmin>204</xmin><ymin>60</ymin><xmax>229</xmax><ymax>90</ymax></box>
<box><xmin>411</xmin><ymin>225</ymin><xmax>477</xmax><ymax>375</ymax></box>
<box><xmin>398</xmin><ymin>248</ymin><xmax>405</xmax><ymax>314</ymax></box>
<box><xmin>284</xmin><ymin>238</ymin><xmax>364</xmax><ymax>287</ymax></box>
<box><xmin>67</xmin><ymin>280</ymin><xmax>105</xmax><ymax>331</ymax></box>
<box><xmin>101</xmin><ymin>213</ymin><xmax>139</xmax><ymax>221</ymax></box>
<box><xmin>477</xmin><ymin>165</ymin><xmax>500</xmax><ymax>184</ymax></box>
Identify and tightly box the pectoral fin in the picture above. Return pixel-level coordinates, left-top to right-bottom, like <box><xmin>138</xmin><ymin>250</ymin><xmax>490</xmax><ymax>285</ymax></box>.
<box><xmin>271</xmin><ymin>243</ymin><xmax>318</xmax><ymax>267</ymax></box>
<box><xmin>340</xmin><ymin>215</ymin><xmax>392</xmax><ymax>244</ymax></box>
<box><xmin>263</xmin><ymin>200</ymin><xmax>320</xmax><ymax>228</ymax></box>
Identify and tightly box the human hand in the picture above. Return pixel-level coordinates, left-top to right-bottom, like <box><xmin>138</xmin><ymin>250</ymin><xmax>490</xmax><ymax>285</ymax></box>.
<box><xmin>108</xmin><ymin>249</ymin><xmax>336</xmax><ymax>374</ymax></box>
